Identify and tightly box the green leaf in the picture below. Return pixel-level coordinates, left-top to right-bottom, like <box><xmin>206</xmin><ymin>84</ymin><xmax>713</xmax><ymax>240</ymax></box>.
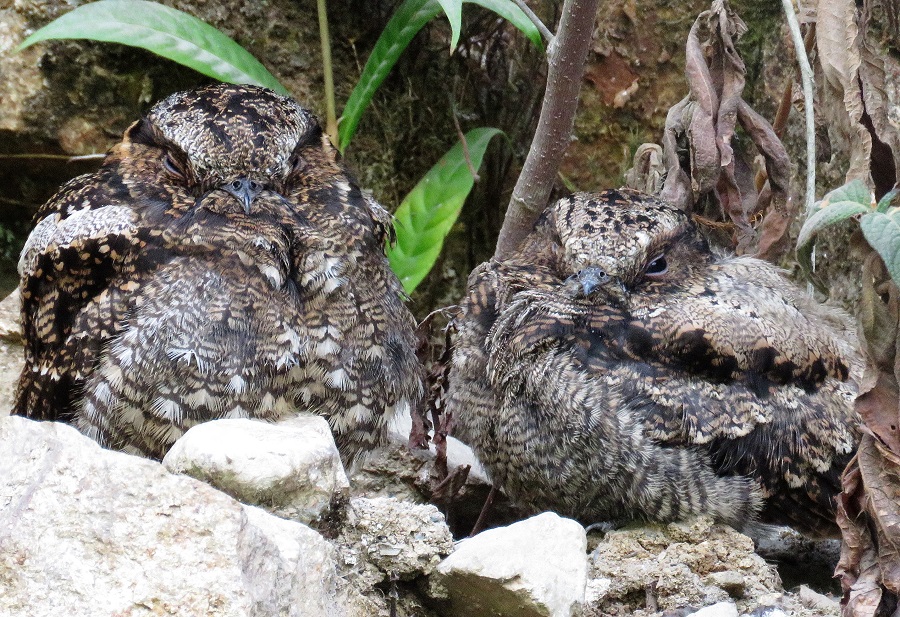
<box><xmin>877</xmin><ymin>187</ymin><xmax>900</xmax><ymax>213</ymax></box>
<box><xmin>861</xmin><ymin>210</ymin><xmax>900</xmax><ymax>287</ymax></box>
<box><xmin>814</xmin><ymin>178</ymin><xmax>873</xmax><ymax>212</ymax></box>
<box><xmin>17</xmin><ymin>0</ymin><xmax>287</xmax><ymax>95</ymax></box>
<box><xmin>796</xmin><ymin>178</ymin><xmax>875</xmax><ymax>276</ymax></box>
<box><xmin>338</xmin><ymin>0</ymin><xmax>443</xmax><ymax>152</ymax></box>
<box><xmin>469</xmin><ymin>0</ymin><xmax>543</xmax><ymax>49</ymax></box>
<box><xmin>388</xmin><ymin>127</ymin><xmax>503</xmax><ymax>293</ymax></box>
<box><xmin>796</xmin><ymin>200</ymin><xmax>871</xmax><ymax>274</ymax></box>
<box><xmin>437</xmin><ymin>0</ymin><xmax>464</xmax><ymax>50</ymax></box>
<box><xmin>338</xmin><ymin>0</ymin><xmax>542</xmax><ymax>152</ymax></box>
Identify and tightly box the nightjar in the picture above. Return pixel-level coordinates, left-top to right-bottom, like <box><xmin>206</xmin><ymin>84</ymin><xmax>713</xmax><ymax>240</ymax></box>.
<box><xmin>448</xmin><ymin>189</ymin><xmax>860</xmax><ymax>537</ymax></box>
<box><xmin>14</xmin><ymin>83</ymin><xmax>423</xmax><ymax>461</ymax></box>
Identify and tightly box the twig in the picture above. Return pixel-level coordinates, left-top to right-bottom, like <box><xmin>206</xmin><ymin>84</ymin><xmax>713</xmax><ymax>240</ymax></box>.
<box><xmin>493</xmin><ymin>0</ymin><xmax>601</xmax><ymax>259</ymax></box>
<box><xmin>781</xmin><ymin>0</ymin><xmax>816</xmax><ymax>215</ymax></box>
<box><xmin>469</xmin><ymin>485</ymin><xmax>497</xmax><ymax>536</ymax></box>
<box><xmin>450</xmin><ymin>94</ymin><xmax>479</xmax><ymax>180</ymax></box>
<box><xmin>317</xmin><ymin>0</ymin><xmax>339</xmax><ymax>145</ymax></box>
<box><xmin>0</xmin><ymin>153</ymin><xmax>105</xmax><ymax>162</ymax></box>
<box><xmin>512</xmin><ymin>0</ymin><xmax>554</xmax><ymax>43</ymax></box>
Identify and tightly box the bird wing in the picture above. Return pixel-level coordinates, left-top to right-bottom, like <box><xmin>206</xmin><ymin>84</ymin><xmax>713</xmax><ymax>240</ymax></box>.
<box><xmin>14</xmin><ymin>171</ymin><xmax>144</xmax><ymax>420</ymax></box>
<box><xmin>477</xmin><ymin>269</ymin><xmax>857</xmax><ymax>535</ymax></box>
<box><xmin>629</xmin><ymin>256</ymin><xmax>854</xmax><ymax>388</ymax></box>
<box><xmin>469</xmin><ymin>275</ymin><xmax>759</xmax><ymax>527</ymax></box>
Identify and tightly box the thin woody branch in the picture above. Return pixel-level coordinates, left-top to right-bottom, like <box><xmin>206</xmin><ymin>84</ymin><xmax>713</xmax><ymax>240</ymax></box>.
<box><xmin>493</xmin><ymin>0</ymin><xmax>601</xmax><ymax>260</ymax></box>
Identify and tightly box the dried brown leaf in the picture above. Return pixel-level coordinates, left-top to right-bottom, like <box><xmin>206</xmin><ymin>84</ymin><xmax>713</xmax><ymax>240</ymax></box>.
<box><xmin>859</xmin><ymin>251</ymin><xmax>900</xmax><ymax>382</ymax></box>
<box><xmin>836</xmin><ymin>453</ymin><xmax>881</xmax><ymax>617</ymax></box>
<box><xmin>817</xmin><ymin>0</ymin><xmax>871</xmax><ymax>181</ymax></box>
<box><xmin>624</xmin><ymin>143</ymin><xmax>665</xmax><ymax>194</ymax></box>
<box><xmin>710</xmin><ymin>2</ymin><xmax>747</xmax><ymax>170</ymax></box>
<box><xmin>685</xmin><ymin>13</ymin><xmax>721</xmax><ymax>194</ymax></box>
<box><xmin>858</xmin><ymin>18</ymin><xmax>900</xmax><ymax>194</ymax></box>
<box><xmin>739</xmin><ymin>100</ymin><xmax>794</xmax><ymax>261</ymax></box>
<box><xmin>660</xmin><ymin>97</ymin><xmax>694</xmax><ymax>211</ymax></box>
<box><xmin>859</xmin><ymin>434</ymin><xmax>900</xmax><ymax>596</ymax></box>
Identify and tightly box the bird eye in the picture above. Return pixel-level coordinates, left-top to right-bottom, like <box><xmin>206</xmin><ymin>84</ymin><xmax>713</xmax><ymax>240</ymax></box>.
<box><xmin>646</xmin><ymin>254</ymin><xmax>668</xmax><ymax>277</ymax></box>
<box><xmin>289</xmin><ymin>154</ymin><xmax>307</xmax><ymax>175</ymax></box>
<box><xmin>163</xmin><ymin>153</ymin><xmax>186</xmax><ymax>179</ymax></box>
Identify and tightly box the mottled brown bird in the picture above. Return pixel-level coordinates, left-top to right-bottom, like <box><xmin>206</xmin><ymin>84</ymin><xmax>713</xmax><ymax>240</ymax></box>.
<box><xmin>14</xmin><ymin>83</ymin><xmax>422</xmax><ymax>460</ymax></box>
<box><xmin>448</xmin><ymin>189</ymin><xmax>860</xmax><ymax>537</ymax></box>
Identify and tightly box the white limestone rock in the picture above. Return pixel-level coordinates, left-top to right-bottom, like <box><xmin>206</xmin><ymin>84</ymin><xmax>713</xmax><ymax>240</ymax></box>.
<box><xmin>338</xmin><ymin>496</ymin><xmax>454</xmax><ymax>585</ymax></box>
<box><xmin>163</xmin><ymin>415</ymin><xmax>349</xmax><ymax>524</ymax></box>
<box><xmin>686</xmin><ymin>601</ymin><xmax>739</xmax><ymax>617</ymax></box>
<box><xmin>0</xmin><ymin>415</ymin><xmax>361</xmax><ymax>617</ymax></box>
<box><xmin>432</xmin><ymin>511</ymin><xmax>588</xmax><ymax>617</ymax></box>
<box><xmin>0</xmin><ymin>289</ymin><xmax>24</xmax><ymax>417</ymax></box>
<box><xmin>584</xmin><ymin>517</ymin><xmax>782</xmax><ymax>616</ymax></box>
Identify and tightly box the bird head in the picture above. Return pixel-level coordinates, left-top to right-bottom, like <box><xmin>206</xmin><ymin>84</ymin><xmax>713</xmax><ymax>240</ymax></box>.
<box><xmin>116</xmin><ymin>83</ymin><xmax>339</xmax><ymax>215</ymax></box>
<box><xmin>544</xmin><ymin>189</ymin><xmax>712</xmax><ymax>300</ymax></box>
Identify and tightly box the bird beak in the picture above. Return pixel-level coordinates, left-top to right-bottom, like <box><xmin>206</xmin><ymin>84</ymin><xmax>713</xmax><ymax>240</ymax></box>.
<box><xmin>575</xmin><ymin>266</ymin><xmax>611</xmax><ymax>296</ymax></box>
<box><xmin>568</xmin><ymin>266</ymin><xmax>630</xmax><ymax>308</ymax></box>
<box><xmin>222</xmin><ymin>177</ymin><xmax>263</xmax><ymax>214</ymax></box>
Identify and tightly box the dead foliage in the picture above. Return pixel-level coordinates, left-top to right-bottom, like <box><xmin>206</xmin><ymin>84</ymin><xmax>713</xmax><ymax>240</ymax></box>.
<box><xmin>837</xmin><ymin>251</ymin><xmax>900</xmax><ymax>617</ymax></box>
<box><xmin>408</xmin><ymin>308</ymin><xmax>470</xmax><ymax>506</ymax></box>
<box><xmin>814</xmin><ymin>0</ymin><xmax>900</xmax><ymax>614</ymax></box>
<box><xmin>627</xmin><ymin>0</ymin><xmax>794</xmax><ymax>260</ymax></box>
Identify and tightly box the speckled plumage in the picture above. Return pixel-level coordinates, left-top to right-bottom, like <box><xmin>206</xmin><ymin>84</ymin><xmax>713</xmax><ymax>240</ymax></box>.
<box><xmin>448</xmin><ymin>189</ymin><xmax>861</xmax><ymax>537</ymax></box>
<box><xmin>14</xmin><ymin>84</ymin><xmax>423</xmax><ymax>461</ymax></box>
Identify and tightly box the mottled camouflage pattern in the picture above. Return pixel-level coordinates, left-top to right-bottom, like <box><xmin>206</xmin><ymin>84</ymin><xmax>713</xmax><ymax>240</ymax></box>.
<box><xmin>15</xmin><ymin>84</ymin><xmax>423</xmax><ymax>461</ymax></box>
<box><xmin>449</xmin><ymin>189</ymin><xmax>860</xmax><ymax>537</ymax></box>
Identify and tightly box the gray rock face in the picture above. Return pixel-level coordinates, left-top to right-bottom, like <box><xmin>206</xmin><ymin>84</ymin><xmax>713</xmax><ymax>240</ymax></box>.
<box><xmin>0</xmin><ymin>416</ymin><xmax>360</xmax><ymax>617</ymax></box>
<box><xmin>585</xmin><ymin>517</ymin><xmax>780</xmax><ymax>615</ymax></box>
<box><xmin>432</xmin><ymin>511</ymin><xmax>588</xmax><ymax>617</ymax></box>
<box><xmin>686</xmin><ymin>602</ymin><xmax>739</xmax><ymax>617</ymax></box>
<box><xmin>0</xmin><ymin>290</ymin><xmax>23</xmax><ymax>417</ymax></box>
<box><xmin>339</xmin><ymin>496</ymin><xmax>454</xmax><ymax>585</ymax></box>
<box><xmin>163</xmin><ymin>416</ymin><xmax>349</xmax><ymax>525</ymax></box>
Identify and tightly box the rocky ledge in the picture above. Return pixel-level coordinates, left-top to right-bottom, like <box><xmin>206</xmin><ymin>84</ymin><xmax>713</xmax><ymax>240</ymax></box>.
<box><xmin>0</xmin><ymin>408</ymin><xmax>843</xmax><ymax>617</ymax></box>
<box><xmin>0</xmin><ymin>286</ymin><xmax>841</xmax><ymax>617</ymax></box>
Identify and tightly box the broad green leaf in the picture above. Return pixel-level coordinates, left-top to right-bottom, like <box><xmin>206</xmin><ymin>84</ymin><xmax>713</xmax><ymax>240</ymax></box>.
<box><xmin>338</xmin><ymin>0</ymin><xmax>441</xmax><ymax>152</ymax></box>
<box><xmin>877</xmin><ymin>187</ymin><xmax>900</xmax><ymax>213</ymax></box>
<box><xmin>338</xmin><ymin>0</ymin><xmax>542</xmax><ymax>152</ymax></box>
<box><xmin>470</xmin><ymin>0</ymin><xmax>543</xmax><ymax>50</ymax></box>
<box><xmin>861</xmin><ymin>210</ymin><xmax>900</xmax><ymax>286</ymax></box>
<box><xmin>437</xmin><ymin>0</ymin><xmax>464</xmax><ymax>49</ymax></box>
<box><xmin>796</xmin><ymin>200</ymin><xmax>871</xmax><ymax>274</ymax></box>
<box><xmin>17</xmin><ymin>0</ymin><xmax>287</xmax><ymax>95</ymax></box>
<box><xmin>796</xmin><ymin>178</ymin><xmax>875</xmax><ymax>276</ymax></box>
<box><xmin>812</xmin><ymin>178</ymin><xmax>873</xmax><ymax>213</ymax></box>
<box><xmin>388</xmin><ymin>127</ymin><xmax>503</xmax><ymax>293</ymax></box>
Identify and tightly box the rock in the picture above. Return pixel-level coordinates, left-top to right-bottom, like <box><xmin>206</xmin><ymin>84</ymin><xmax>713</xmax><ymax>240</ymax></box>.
<box><xmin>432</xmin><ymin>511</ymin><xmax>588</xmax><ymax>617</ymax></box>
<box><xmin>0</xmin><ymin>288</ymin><xmax>22</xmax><ymax>343</ymax></box>
<box><xmin>798</xmin><ymin>585</ymin><xmax>840</xmax><ymax>612</ymax></box>
<box><xmin>585</xmin><ymin>517</ymin><xmax>781</xmax><ymax>615</ymax></box>
<box><xmin>350</xmin><ymin>407</ymin><xmax>521</xmax><ymax>536</ymax></box>
<box><xmin>0</xmin><ymin>415</ymin><xmax>363</xmax><ymax>617</ymax></box>
<box><xmin>163</xmin><ymin>416</ymin><xmax>349</xmax><ymax>525</ymax></box>
<box><xmin>750</xmin><ymin>525</ymin><xmax>841</xmax><ymax>593</ymax></box>
<box><xmin>387</xmin><ymin>405</ymin><xmax>491</xmax><ymax>485</ymax></box>
<box><xmin>685</xmin><ymin>601</ymin><xmax>738</xmax><ymax>617</ymax></box>
<box><xmin>0</xmin><ymin>290</ymin><xmax>24</xmax><ymax>418</ymax></box>
<box><xmin>0</xmin><ymin>339</ymin><xmax>24</xmax><ymax>418</ymax></box>
<box><xmin>704</xmin><ymin>570</ymin><xmax>746</xmax><ymax>598</ymax></box>
<box><xmin>749</xmin><ymin>608</ymin><xmax>789</xmax><ymax>617</ymax></box>
<box><xmin>338</xmin><ymin>496</ymin><xmax>454</xmax><ymax>586</ymax></box>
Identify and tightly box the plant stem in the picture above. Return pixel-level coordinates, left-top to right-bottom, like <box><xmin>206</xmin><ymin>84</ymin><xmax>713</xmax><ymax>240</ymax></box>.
<box><xmin>512</xmin><ymin>0</ymin><xmax>553</xmax><ymax>43</ymax></box>
<box><xmin>781</xmin><ymin>0</ymin><xmax>815</xmax><ymax>215</ymax></box>
<box><xmin>317</xmin><ymin>0</ymin><xmax>339</xmax><ymax>145</ymax></box>
<box><xmin>493</xmin><ymin>0</ymin><xmax>600</xmax><ymax>259</ymax></box>
<box><xmin>0</xmin><ymin>153</ymin><xmax>105</xmax><ymax>161</ymax></box>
